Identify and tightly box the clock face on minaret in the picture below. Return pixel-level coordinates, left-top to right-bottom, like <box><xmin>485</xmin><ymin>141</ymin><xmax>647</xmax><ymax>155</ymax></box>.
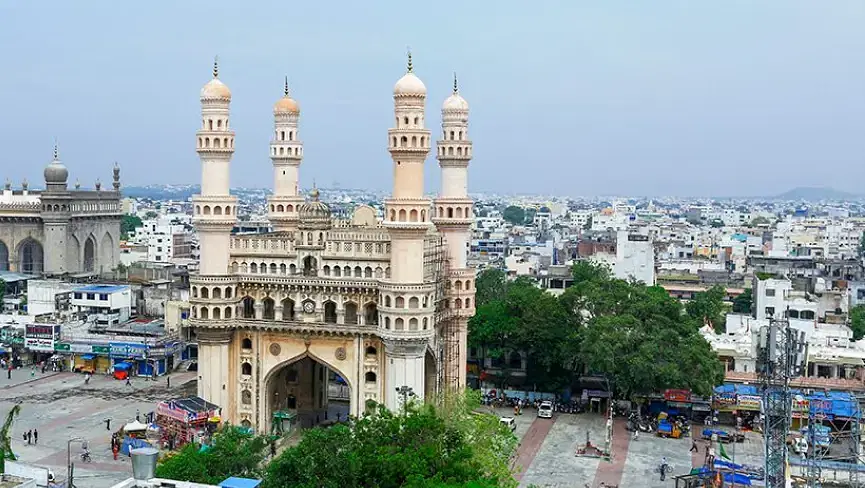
<box><xmin>303</xmin><ymin>301</ymin><xmax>315</xmax><ymax>314</ymax></box>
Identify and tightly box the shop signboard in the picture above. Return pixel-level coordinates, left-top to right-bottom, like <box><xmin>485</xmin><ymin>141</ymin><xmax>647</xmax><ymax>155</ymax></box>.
<box><xmin>736</xmin><ymin>394</ymin><xmax>762</xmax><ymax>411</ymax></box>
<box><xmin>713</xmin><ymin>393</ymin><xmax>737</xmax><ymax>409</ymax></box>
<box><xmin>664</xmin><ymin>389</ymin><xmax>691</xmax><ymax>403</ymax></box>
<box><xmin>25</xmin><ymin>337</ymin><xmax>54</xmax><ymax>352</ymax></box>
<box><xmin>68</xmin><ymin>343</ymin><xmax>93</xmax><ymax>354</ymax></box>
<box><xmin>92</xmin><ymin>345</ymin><xmax>110</xmax><ymax>354</ymax></box>
<box><xmin>25</xmin><ymin>324</ymin><xmax>60</xmax><ymax>352</ymax></box>
<box><xmin>810</xmin><ymin>399</ymin><xmax>832</xmax><ymax>414</ymax></box>
<box><xmin>54</xmin><ymin>343</ymin><xmax>70</xmax><ymax>352</ymax></box>
<box><xmin>109</xmin><ymin>342</ymin><xmax>147</xmax><ymax>359</ymax></box>
<box><xmin>792</xmin><ymin>397</ymin><xmax>809</xmax><ymax>415</ymax></box>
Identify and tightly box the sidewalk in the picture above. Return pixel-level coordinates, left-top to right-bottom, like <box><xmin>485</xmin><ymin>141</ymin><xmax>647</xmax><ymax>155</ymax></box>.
<box><xmin>0</xmin><ymin>369</ymin><xmax>61</xmax><ymax>389</ymax></box>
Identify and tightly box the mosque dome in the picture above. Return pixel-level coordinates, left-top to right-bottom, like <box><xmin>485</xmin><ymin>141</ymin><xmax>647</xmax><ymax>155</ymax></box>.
<box><xmin>200</xmin><ymin>59</ymin><xmax>231</xmax><ymax>100</ymax></box>
<box><xmin>442</xmin><ymin>92</ymin><xmax>468</xmax><ymax>111</ymax></box>
<box><xmin>44</xmin><ymin>149</ymin><xmax>68</xmax><ymax>185</ymax></box>
<box><xmin>274</xmin><ymin>78</ymin><xmax>299</xmax><ymax>114</ymax></box>
<box><xmin>299</xmin><ymin>187</ymin><xmax>331</xmax><ymax>222</ymax></box>
<box><xmin>393</xmin><ymin>52</ymin><xmax>426</xmax><ymax>96</ymax></box>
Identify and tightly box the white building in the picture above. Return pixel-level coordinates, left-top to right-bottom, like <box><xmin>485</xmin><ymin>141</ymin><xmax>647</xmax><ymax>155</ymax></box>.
<box><xmin>71</xmin><ymin>284</ymin><xmax>132</xmax><ymax>326</ymax></box>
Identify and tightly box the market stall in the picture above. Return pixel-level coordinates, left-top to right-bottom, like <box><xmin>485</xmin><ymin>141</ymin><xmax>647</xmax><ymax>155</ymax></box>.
<box><xmin>155</xmin><ymin>396</ymin><xmax>221</xmax><ymax>448</ymax></box>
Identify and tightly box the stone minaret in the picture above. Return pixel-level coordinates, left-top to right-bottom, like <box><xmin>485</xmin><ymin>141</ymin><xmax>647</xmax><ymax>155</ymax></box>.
<box><xmin>190</xmin><ymin>59</ymin><xmax>238</xmax><ymax>414</ymax></box>
<box><xmin>380</xmin><ymin>52</ymin><xmax>436</xmax><ymax>409</ymax></box>
<box><xmin>267</xmin><ymin>77</ymin><xmax>305</xmax><ymax>232</ymax></box>
<box><xmin>42</xmin><ymin>144</ymin><xmax>71</xmax><ymax>275</ymax></box>
<box><xmin>433</xmin><ymin>74</ymin><xmax>474</xmax><ymax>389</ymax></box>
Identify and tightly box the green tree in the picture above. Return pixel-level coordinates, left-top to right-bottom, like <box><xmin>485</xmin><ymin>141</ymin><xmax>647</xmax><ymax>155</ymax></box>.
<box><xmin>501</xmin><ymin>206</ymin><xmax>525</xmax><ymax>226</ymax></box>
<box><xmin>144</xmin><ymin>210</ymin><xmax>158</xmax><ymax>219</ymax></box>
<box><xmin>121</xmin><ymin>214</ymin><xmax>143</xmax><ymax>240</ymax></box>
<box><xmin>155</xmin><ymin>426</ymin><xmax>269</xmax><ymax>484</ymax></box>
<box><xmin>523</xmin><ymin>208</ymin><xmax>537</xmax><ymax>225</ymax></box>
<box><xmin>748</xmin><ymin>216</ymin><xmax>771</xmax><ymax>227</ymax></box>
<box><xmin>850</xmin><ymin>305</ymin><xmax>865</xmax><ymax>341</ymax></box>
<box><xmin>732</xmin><ymin>288</ymin><xmax>752</xmax><ymax>314</ymax></box>
<box><xmin>263</xmin><ymin>392</ymin><xmax>517</xmax><ymax>488</ymax></box>
<box><xmin>474</xmin><ymin>268</ymin><xmax>507</xmax><ymax>308</ymax></box>
<box><xmin>685</xmin><ymin>285</ymin><xmax>727</xmax><ymax>334</ymax></box>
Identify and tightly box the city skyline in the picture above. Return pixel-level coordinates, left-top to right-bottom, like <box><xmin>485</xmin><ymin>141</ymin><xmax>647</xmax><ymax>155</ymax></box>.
<box><xmin>1</xmin><ymin>1</ymin><xmax>864</xmax><ymax>196</ymax></box>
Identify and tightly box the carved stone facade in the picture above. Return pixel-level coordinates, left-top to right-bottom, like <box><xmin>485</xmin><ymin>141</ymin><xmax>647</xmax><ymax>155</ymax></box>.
<box><xmin>0</xmin><ymin>153</ymin><xmax>122</xmax><ymax>276</ymax></box>
<box><xmin>189</xmin><ymin>55</ymin><xmax>475</xmax><ymax>432</ymax></box>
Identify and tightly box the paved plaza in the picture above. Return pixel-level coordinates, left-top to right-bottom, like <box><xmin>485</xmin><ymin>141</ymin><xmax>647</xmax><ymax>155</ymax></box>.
<box><xmin>1</xmin><ymin>368</ymin><xmax>196</xmax><ymax>488</ymax></box>
<box><xmin>497</xmin><ymin>408</ymin><xmax>766</xmax><ymax>488</ymax></box>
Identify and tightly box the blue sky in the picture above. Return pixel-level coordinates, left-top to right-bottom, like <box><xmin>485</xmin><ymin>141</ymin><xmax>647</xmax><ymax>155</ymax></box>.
<box><xmin>1</xmin><ymin>1</ymin><xmax>864</xmax><ymax>196</ymax></box>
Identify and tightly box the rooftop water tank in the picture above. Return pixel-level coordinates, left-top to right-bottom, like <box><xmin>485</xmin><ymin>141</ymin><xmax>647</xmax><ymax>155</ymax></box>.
<box><xmin>131</xmin><ymin>447</ymin><xmax>158</xmax><ymax>481</ymax></box>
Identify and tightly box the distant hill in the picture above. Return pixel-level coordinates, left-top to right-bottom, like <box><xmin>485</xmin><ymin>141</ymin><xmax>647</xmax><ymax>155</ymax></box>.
<box><xmin>774</xmin><ymin>187</ymin><xmax>860</xmax><ymax>201</ymax></box>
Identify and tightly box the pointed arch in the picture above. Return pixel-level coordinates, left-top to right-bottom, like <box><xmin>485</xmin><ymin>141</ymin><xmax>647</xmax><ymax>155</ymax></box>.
<box><xmin>83</xmin><ymin>235</ymin><xmax>97</xmax><ymax>272</ymax></box>
<box><xmin>364</xmin><ymin>302</ymin><xmax>378</xmax><ymax>325</ymax></box>
<box><xmin>66</xmin><ymin>235</ymin><xmax>81</xmax><ymax>272</ymax></box>
<box><xmin>242</xmin><ymin>296</ymin><xmax>255</xmax><ymax>319</ymax></box>
<box><xmin>344</xmin><ymin>302</ymin><xmax>358</xmax><ymax>324</ymax></box>
<box><xmin>324</xmin><ymin>301</ymin><xmax>337</xmax><ymax>323</ymax></box>
<box><xmin>282</xmin><ymin>297</ymin><xmax>295</xmax><ymax>320</ymax></box>
<box><xmin>100</xmin><ymin>232</ymin><xmax>115</xmax><ymax>272</ymax></box>
<box><xmin>263</xmin><ymin>297</ymin><xmax>276</xmax><ymax>320</ymax></box>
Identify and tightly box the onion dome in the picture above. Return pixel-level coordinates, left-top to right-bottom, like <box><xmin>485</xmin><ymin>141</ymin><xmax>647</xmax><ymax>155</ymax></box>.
<box><xmin>442</xmin><ymin>73</ymin><xmax>469</xmax><ymax>111</ymax></box>
<box><xmin>393</xmin><ymin>51</ymin><xmax>426</xmax><ymax>96</ymax></box>
<box><xmin>299</xmin><ymin>186</ymin><xmax>331</xmax><ymax>223</ymax></box>
<box><xmin>44</xmin><ymin>144</ymin><xmax>68</xmax><ymax>185</ymax></box>
<box><xmin>274</xmin><ymin>77</ymin><xmax>300</xmax><ymax>114</ymax></box>
<box><xmin>200</xmin><ymin>58</ymin><xmax>231</xmax><ymax>100</ymax></box>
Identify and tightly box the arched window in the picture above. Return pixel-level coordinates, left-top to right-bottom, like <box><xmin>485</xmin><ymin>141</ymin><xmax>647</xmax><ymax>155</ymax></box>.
<box><xmin>225</xmin><ymin>307</ymin><xmax>232</xmax><ymax>318</ymax></box>
<box><xmin>409</xmin><ymin>209</ymin><xmax>418</xmax><ymax>222</ymax></box>
<box><xmin>343</xmin><ymin>266</ymin><xmax>351</xmax><ymax>276</ymax></box>
<box><xmin>282</xmin><ymin>298</ymin><xmax>295</xmax><ymax>320</ymax></box>
<box><xmin>241</xmin><ymin>362</ymin><xmax>252</xmax><ymax>376</ymax></box>
<box><xmin>225</xmin><ymin>287</ymin><xmax>233</xmax><ymax>298</ymax></box>
<box><xmin>465</xmin><ymin>279</ymin><xmax>471</xmax><ymax>289</ymax></box>
<box><xmin>242</xmin><ymin>390</ymin><xmax>252</xmax><ymax>405</ymax></box>
<box><xmin>448</xmin><ymin>147</ymin><xmax>454</xmax><ymax>156</ymax></box>
<box><xmin>395</xmin><ymin>318</ymin><xmax>404</xmax><ymax>330</ymax></box>
<box><xmin>398</xmin><ymin>209</ymin><xmax>407</xmax><ymax>221</ymax></box>
<box><xmin>411</xmin><ymin>136</ymin><xmax>417</xmax><ymax>147</ymax></box>
<box><xmin>345</xmin><ymin>302</ymin><xmax>358</xmax><ymax>324</ymax></box>
<box><xmin>413</xmin><ymin>116</ymin><xmax>419</xmax><ymax>125</ymax></box>
<box><xmin>200</xmin><ymin>307</ymin><xmax>209</xmax><ymax>319</ymax></box>
<box><xmin>205</xmin><ymin>137</ymin><xmax>210</xmax><ymax>148</ymax></box>
<box><xmin>454</xmin><ymin>280</ymin><xmax>462</xmax><ymax>291</ymax></box>
<box><xmin>389</xmin><ymin>209</ymin><xmax>396</xmax><ymax>221</ymax></box>
<box><xmin>263</xmin><ymin>298</ymin><xmax>275</xmax><ymax>320</ymax></box>
<box><xmin>324</xmin><ymin>301</ymin><xmax>337</xmax><ymax>323</ymax></box>
<box><xmin>303</xmin><ymin>256</ymin><xmax>317</xmax><ymax>276</ymax></box>
<box><xmin>365</xmin><ymin>371</ymin><xmax>377</xmax><ymax>383</ymax></box>
<box><xmin>364</xmin><ymin>266</ymin><xmax>372</xmax><ymax>278</ymax></box>
<box><xmin>364</xmin><ymin>302</ymin><xmax>378</xmax><ymax>325</ymax></box>
<box><xmin>213</xmin><ymin>307</ymin><xmax>221</xmax><ymax>319</ymax></box>
<box><xmin>242</xmin><ymin>338</ymin><xmax>252</xmax><ymax>350</ymax></box>
<box><xmin>455</xmin><ymin>298</ymin><xmax>463</xmax><ymax>309</ymax></box>
<box><xmin>214</xmin><ymin>138</ymin><xmax>221</xmax><ymax>148</ymax></box>
<box><xmin>457</xmin><ymin>147</ymin><xmax>463</xmax><ymax>156</ymax></box>
<box><xmin>334</xmin><ymin>266</ymin><xmax>341</xmax><ymax>277</ymax></box>
<box><xmin>450</xmin><ymin>131</ymin><xmax>455</xmax><ymax>140</ymax></box>
<box><xmin>242</xmin><ymin>297</ymin><xmax>255</xmax><ymax>318</ymax></box>
<box><xmin>201</xmin><ymin>287</ymin><xmax>210</xmax><ymax>299</ymax></box>
<box><xmin>465</xmin><ymin>298</ymin><xmax>471</xmax><ymax>308</ymax></box>
<box><xmin>365</xmin><ymin>345</ymin><xmax>377</xmax><ymax>357</ymax></box>
<box><xmin>280</xmin><ymin>263</ymin><xmax>287</xmax><ymax>275</ymax></box>
<box><xmin>214</xmin><ymin>206</ymin><xmax>223</xmax><ymax>215</ymax></box>
<box><xmin>322</xmin><ymin>265</ymin><xmax>330</xmax><ymax>276</ymax></box>
<box><xmin>392</xmin><ymin>136</ymin><xmax>397</xmax><ymax>147</ymax></box>
<box><xmin>447</xmin><ymin>207</ymin><xmax>454</xmax><ymax>218</ymax></box>
<box><xmin>422</xmin><ymin>317</ymin><xmax>428</xmax><ymax>329</ymax></box>
<box><xmin>409</xmin><ymin>297</ymin><xmax>419</xmax><ymax>309</ymax></box>
<box><xmin>456</xmin><ymin>207</ymin><xmax>463</xmax><ymax>218</ymax></box>
<box><xmin>420</xmin><ymin>210</ymin><xmax>426</xmax><ymax>221</ymax></box>
<box><xmin>250</xmin><ymin>263</ymin><xmax>258</xmax><ymax>274</ymax></box>
<box><xmin>354</xmin><ymin>266</ymin><xmax>362</xmax><ymax>278</ymax></box>
<box><xmin>203</xmin><ymin>206</ymin><xmax>211</xmax><ymax>215</ymax></box>
<box><xmin>385</xmin><ymin>317</ymin><xmax>391</xmax><ymax>330</ymax></box>
<box><xmin>277</xmin><ymin>204</ymin><xmax>284</xmax><ymax>212</ymax></box>
<box><xmin>409</xmin><ymin>318</ymin><xmax>418</xmax><ymax>330</ymax></box>
<box><xmin>375</xmin><ymin>267</ymin><xmax>383</xmax><ymax>278</ymax></box>
<box><xmin>395</xmin><ymin>296</ymin><xmax>405</xmax><ymax>308</ymax></box>
<box><xmin>192</xmin><ymin>286</ymin><xmax>198</xmax><ymax>298</ymax></box>
<box><xmin>269</xmin><ymin>263</ymin><xmax>277</xmax><ymax>274</ymax></box>
<box><xmin>420</xmin><ymin>136</ymin><xmax>425</xmax><ymax>146</ymax></box>
<box><xmin>403</xmin><ymin>116</ymin><xmax>409</xmax><ymax>125</ymax></box>
<box><xmin>209</xmin><ymin>119</ymin><xmax>213</xmax><ymax>130</ymax></box>
<box><xmin>385</xmin><ymin>296</ymin><xmax>391</xmax><ymax>307</ymax></box>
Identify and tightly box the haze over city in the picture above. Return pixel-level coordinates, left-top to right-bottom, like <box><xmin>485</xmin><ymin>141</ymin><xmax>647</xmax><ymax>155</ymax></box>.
<box><xmin>1</xmin><ymin>1</ymin><xmax>864</xmax><ymax>196</ymax></box>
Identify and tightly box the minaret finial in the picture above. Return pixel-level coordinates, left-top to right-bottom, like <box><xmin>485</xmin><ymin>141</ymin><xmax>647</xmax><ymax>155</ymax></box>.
<box><xmin>406</xmin><ymin>47</ymin><xmax>413</xmax><ymax>73</ymax></box>
<box><xmin>53</xmin><ymin>139</ymin><xmax>58</xmax><ymax>160</ymax></box>
<box><xmin>213</xmin><ymin>56</ymin><xmax>219</xmax><ymax>78</ymax></box>
<box><xmin>453</xmin><ymin>72</ymin><xmax>458</xmax><ymax>94</ymax></box>
<box><xmin>284</xmin><ymin>76</ymin><xmax>289</xmax><ymax>97</ymax></box>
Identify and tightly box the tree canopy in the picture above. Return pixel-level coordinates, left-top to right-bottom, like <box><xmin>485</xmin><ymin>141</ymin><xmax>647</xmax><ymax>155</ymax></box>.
<box><xmin>154</xmin><ymin>426</ymin><xmax>268</xmax><ymax>484</ymax></box>
<box><xmin>264</xmin><ymin>394</ymin><xmax>516</xmax><ymax>488</ymax></box>
<box><xmin>121</xmin><ymin>214</ymin><xmax>143</xmax><ymax>240</ymax></box>
<box><xmin>685</xmin><ymin>285</ymin><xmax>727</xmax><ymax>334</ymax></box>
<box><xmin>469</xmin><ymin>261</ymin><xmax>724</xmax><ymax>398</ymax></box>
<box><xmin>501</xmin><ymin>206</ymin><xmax>525</xmax><ymax>226</ymax></box>
<box><xmin>732</xmin><ymin>288</ymin><xmax>752</xmax><ymax>315</ymax></box>
<box><xmin>850</xmin><ymin>304</ymin><xmax>865</xmax><ymax>342</ymax></box>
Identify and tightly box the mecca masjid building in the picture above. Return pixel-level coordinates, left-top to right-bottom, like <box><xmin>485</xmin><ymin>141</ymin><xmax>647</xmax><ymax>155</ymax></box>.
<box><xmin>188</xmin><ymin>53</ymin><xmax>476</xmax><ymax>431</ymax></box>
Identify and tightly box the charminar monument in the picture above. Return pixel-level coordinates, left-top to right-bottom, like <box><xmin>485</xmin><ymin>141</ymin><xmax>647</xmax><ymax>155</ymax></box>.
<box><xmin>188</xmin><ymin>54</ymin><xmax>476</xmax><ymax>431</ymax></box>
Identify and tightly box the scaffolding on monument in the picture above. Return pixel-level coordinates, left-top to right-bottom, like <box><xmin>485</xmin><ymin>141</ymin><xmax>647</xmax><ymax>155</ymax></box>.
<box><xmin>423</xmin><ymin>234</ymin><xmax>457</xmax><ymax>395</ymax></box>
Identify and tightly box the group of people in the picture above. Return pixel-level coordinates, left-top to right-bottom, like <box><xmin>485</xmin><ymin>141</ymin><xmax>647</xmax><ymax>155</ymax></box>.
<box><xmin>22</xmin><ymin>429</ymin><xmax>38</xmax><ymax>444</ymax></box>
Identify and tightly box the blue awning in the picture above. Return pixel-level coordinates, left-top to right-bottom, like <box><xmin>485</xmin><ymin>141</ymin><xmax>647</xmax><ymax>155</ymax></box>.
<box><xmin>81</xmin><ymin>354</ymin><xmax>96</xmax><ymax>360</ymax></box>
<box><xmin>114</xmin><ymin>362</ymin><xmax>133</xmax><ymax>370</ymax></box>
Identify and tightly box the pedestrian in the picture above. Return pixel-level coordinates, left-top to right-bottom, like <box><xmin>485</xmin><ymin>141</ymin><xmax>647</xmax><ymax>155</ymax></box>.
<box><xmin>7</xmin><ymin>368</ymin><xmax>11</xmax><ymax>380</ymax></box>
<box><xmin>166</xmin><ymin>376</ymin><xmax>170</xmax><ymax>388</ymax></box>
<box><xmin>105</xmin><ymin>418</ymin><xmax>112</xmax><ymax>431</ymax></box>
<box><xmin>33</xmin><ymin>429</ymin><xmax>37</xmax><ymax>444</ymax></box>
<box><xmin>707</xmin><ymin>446</ymin><xmax>715</xmax><ymax>467</ymax></box>
<box><xmin>26</xmin><ymin>430</ymin><xmax>31</xmax><ymax>444</ymax></box>
<box><xmin>690</xmin><ymin>439</ymin><xmax>698</xmax><ymax>452</ymax></box>
<box><xmin>126</xmin><ymin>376</ymin><xmax>132</xmax><ymax>387</ymax></box>
<box><xmin>270</xmin><ymin>441</ymin><xmax>277</xmax><ymax>458</ymax></box>
<box><xmin>136</xmin><ymin>409</ymin><xmax>140</xmax><ymax>422</ymax></box>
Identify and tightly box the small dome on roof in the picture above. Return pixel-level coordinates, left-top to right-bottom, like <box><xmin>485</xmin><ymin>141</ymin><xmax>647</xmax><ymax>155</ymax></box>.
<box><xmin>393</xmin><ymin>52</ymin><xmax>426</xmax><ymax>96</ymax></box>
<box><xmin>274</xmin><ymin>77</ymin><xmax>300</xmax><ymax>114</ymax></box>
<box><xmin>200</xmin><ymin>59</ymin><xmax>231</xmax><ymax>100</ymax></box>
<box><xmin>44</xmin><ymin>146</ymin><xmax>68</xmax><ymax>185</ymax></box>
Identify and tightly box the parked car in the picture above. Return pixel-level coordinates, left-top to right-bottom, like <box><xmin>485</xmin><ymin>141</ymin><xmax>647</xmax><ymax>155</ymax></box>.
<box><xmin>538</xmin><ymin>401</ymin><xmax>553</xmax><ymax>419</ymax></box>
<box><xmin>500</xmin><ymin>417</ymin><xmax>516</xmax><ymax>432</ymax></box>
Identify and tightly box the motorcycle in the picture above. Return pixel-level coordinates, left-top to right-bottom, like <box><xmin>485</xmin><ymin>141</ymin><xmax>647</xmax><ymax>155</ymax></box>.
<box><xmin>81</xmin><ymin>451</ymin><xmax>92</xmax><ymax>463</ymax></box>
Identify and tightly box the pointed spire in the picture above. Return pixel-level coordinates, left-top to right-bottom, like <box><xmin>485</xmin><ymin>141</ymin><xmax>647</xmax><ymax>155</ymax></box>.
<box><xmin>22</xmin><ymin>178</ymin><xmax>28</xmax><ymax>191</ymax></box>
<box><xmin>311</xmin><ymin>180</ymin><xmax>320</xmax><ymax>201</ymax></box>
<box><xmin>75</xmin><ymin>179</ymin><xmax>81</xmax><ymax>190</ymax></box>
<box><xmin>53</xmin><ymin>140</ymin><xmax>59</xmax><ymax>161</ymax></box>
<box><xmin>453</xmin><ymin>72</ymin><xmax>459</xmax><ymax>94</ymax></box>
<box><xmin>213</xmin><ymin>56</ymin><xmax>219</xmax><ymax>78</ymax></box>
<box><xmin>284</xmin><ymin>76</ymin><xmax>289</xmax><ymax>97</ymax></box>
<box><xmin>406</xmin><ymin>48</ymin><xmax>413</xmax><ymax>73</ymax></box>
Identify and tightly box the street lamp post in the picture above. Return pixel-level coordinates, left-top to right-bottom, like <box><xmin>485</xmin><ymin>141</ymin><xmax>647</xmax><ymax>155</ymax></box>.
<box><xmin>395</xmin><ymin>386</ymin><xmax>415</xmax><ymax>414</ymax></box>
<box><xmin>66</xmin><ymin>436</ymin><xmax>84</xmax><ymax>488</ymax></box>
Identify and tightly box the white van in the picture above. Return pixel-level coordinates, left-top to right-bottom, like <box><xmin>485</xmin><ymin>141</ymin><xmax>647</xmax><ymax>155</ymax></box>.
<box><xmin>500</xmin><ymin>417</ymin><xmax>516</xmax><ymax>432</ymax></box>
<box><xmin>538</xmin><ymin>401</ymin><xmax>553</xmax><ymax>419</ymax></box>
